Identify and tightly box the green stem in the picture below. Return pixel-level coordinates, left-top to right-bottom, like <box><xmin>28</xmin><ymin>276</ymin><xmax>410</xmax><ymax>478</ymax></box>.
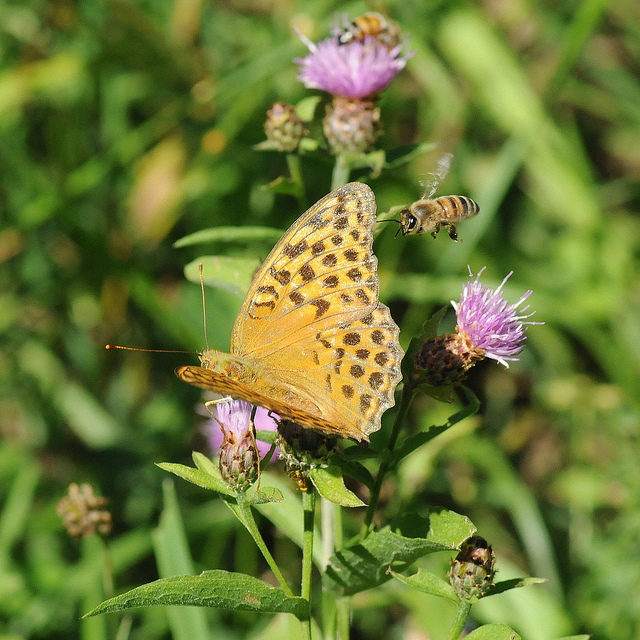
<box><xmin>336</xmin><ymin>597</ymin><xmax>351</xmax><ymax>640</ymax></box>
<box><xmin>331</xmin><ymin>154</ymin><xmax>351</xmax><ymax>190</ymax></box>
<box><xmin>301</xmin><ymin>488</ymin><xmax>316</xmax><ymax>639</ymax></box>
<box><xmin>321</xmin><ymin>500</ymin><xmax>347</xmax><ymax>639</ymax></box>
<box><xmin>321</xmin><ymin>496</ymin><xmax>334</xmax><ymax>570</ymax></box>
<box><xmin>286</xmin><ymin>153</ymin><xmax>307</xmax><ymax>208</ymax></box>
<box><xmin>236</xmin><ymin>498</ymin><xmax>295</xmax><ymax>596</ymax></box>
<box><xmin>361</xmin><ymin>383</ymin><xmax>416</xmax><ymax>537</ymax></box>
<box><xmin>446</xmin><ymin>600</ymin><xmax>472</xmax><ymax>640</ymax></box>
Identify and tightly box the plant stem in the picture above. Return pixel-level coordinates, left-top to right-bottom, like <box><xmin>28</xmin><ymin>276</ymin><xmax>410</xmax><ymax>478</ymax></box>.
<box><xmin>236</xmin><ymin>498</ymin><xmax>294</xmax><ymax>596</ymax></box>
<box><xmin>286</xmin><ymin>153</ymin><xmax>307</xmax><ymax>208</ymax></box>
<box><xmin>446</xmin><ymin>600</ymin><xmax>472</xmax><ymax>640</ymax></box>
<box><xmin>361</xmin><ymin>383</ymin><xmax>416</xmax><ymax>537</ymax></box>
<box><xmin>331</xmin><ymin>154</ymin><xmax>351</xmax><ymax>190</ymax></box>
<box><xmin>301</xmin><ymin>488</ymin><xmax>317</xmax><ymax>639</ymax></box>
<box><xmin>336</xmin><ymin>597</ymin><xmax>351</xmax><ymax>640</ymax></box>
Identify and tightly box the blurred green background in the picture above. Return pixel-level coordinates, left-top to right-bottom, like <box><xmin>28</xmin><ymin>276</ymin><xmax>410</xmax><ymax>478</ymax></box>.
<box><xmin>1</xmin><ymin>0</ymin><xmax>639</xmax><ymax>638</ymax></box>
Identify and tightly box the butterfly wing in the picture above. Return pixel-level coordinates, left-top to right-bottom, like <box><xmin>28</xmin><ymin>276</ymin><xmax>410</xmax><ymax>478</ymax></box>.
<box><xmin>226</xmin><ymin>182</ymin><xmax>403</xmax><ymax>440</ymax></box>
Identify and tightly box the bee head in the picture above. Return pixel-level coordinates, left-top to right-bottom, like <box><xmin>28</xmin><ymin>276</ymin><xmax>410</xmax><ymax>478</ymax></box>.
<box><xmin>398</xmin><ymin>208</ymin><xmax>418</xmax><ymax>236</ymax></box>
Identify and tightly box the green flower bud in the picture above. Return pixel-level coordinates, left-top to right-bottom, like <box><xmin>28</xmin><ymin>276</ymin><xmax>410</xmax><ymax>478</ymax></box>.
<box><xmin>264</xmin><ymin>102</ymin><xmax>307</xmax><ymax>152</ymax></box>
<box><xmin>448</xmin><ymin>536</ymin><xmax>496</xmax><ymax>600</ymax></box>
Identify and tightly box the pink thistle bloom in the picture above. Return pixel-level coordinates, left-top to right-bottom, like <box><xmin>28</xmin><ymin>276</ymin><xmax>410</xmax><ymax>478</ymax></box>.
<box><xmin>295</xmin><ymin>34</ymin><xmax>411</xmax><ymax>99</ymax></box>
<box><xmin>204</xmin><ymin>400</ymin><xmax>279</xmax><ymax>460</ymax></box>
<box><xmin>452</xmin><ymin>268</ymin><xmax>542</xmax><ymax>368</ymax></box>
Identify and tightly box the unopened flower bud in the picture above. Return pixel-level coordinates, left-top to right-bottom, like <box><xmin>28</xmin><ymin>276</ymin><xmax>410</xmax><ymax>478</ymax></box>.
<box><xmin>57</xmin><ymin>483</ymin><xmax>112</xmax><ymax>538</ymax></box>
<box><xmin>264</xmin><ymin>102</ymin><xmax>307</xmax><ymax>152</ymax></box>
<box><xmin>214</xmin><ymin>400</ymin><xmax>260</xmax><ymax>491</ymax></box>
<box><xmin>448</xmin><ymin>536</ymin><xmax>496</xmax><ymax>600</ymax></box>
<box><xmin>323</xmin><ymin>97</ymin><xmax>381</xmax><ymax>154</ymax></box>
<box><xmin>414</xmin><ymin>331</ymin><xmax>485</xmax><ymax>387</ymax></box>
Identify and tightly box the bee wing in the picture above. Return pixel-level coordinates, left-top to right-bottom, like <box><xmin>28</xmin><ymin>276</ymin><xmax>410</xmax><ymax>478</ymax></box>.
<box><xmin>420</xmin><ymin>152</ymin><xmax>453</xmax><ymax>199</ymax></box>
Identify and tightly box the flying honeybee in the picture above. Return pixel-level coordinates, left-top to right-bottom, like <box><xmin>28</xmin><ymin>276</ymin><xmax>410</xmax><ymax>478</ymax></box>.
<box><xmin>398</xmin><ymin>153</ymin><xmax>479</xmax><ymax>241</ymax></box>
<box><xmin>337</xmin><ymin>12</ymin><xmax>401</xmax><ymax>50</ymax></box>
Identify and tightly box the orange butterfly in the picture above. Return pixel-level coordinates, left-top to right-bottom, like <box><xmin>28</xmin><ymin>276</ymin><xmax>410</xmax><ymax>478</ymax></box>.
<box><xmin>176</xmin><ymin>183</ymin><xmax>403</xmax><ymax>442</ymax></box>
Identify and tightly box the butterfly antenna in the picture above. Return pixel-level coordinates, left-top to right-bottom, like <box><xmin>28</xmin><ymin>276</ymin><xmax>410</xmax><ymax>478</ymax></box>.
<box><xmin>105</xmin><ymin>345</ymin><xmax>196</xmax><ymax>354</ymax></box>
<box><xmin>199</xmin><ymin>263</ymin><xmax>210</xmax><ymax>351</ymax></box>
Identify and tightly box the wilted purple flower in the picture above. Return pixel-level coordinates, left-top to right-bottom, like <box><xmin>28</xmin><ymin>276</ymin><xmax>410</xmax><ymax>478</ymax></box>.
<box><xmin>295</xmin><ymin>33</ymin><xmax>410</xmax><ymax>99</ymax></box>
<box><xmin>452</xmin><ymin>268</ymin><xmax>542</xmax><ymax>368</ymax></box>
<box><xmin>205</xmin><ymin>400</ymin><xmax>279</xmax><ymax>460</ymax></box>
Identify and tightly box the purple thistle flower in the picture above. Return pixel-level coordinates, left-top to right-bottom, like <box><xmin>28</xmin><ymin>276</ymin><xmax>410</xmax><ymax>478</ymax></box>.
<box><xmin>205</xmin><ymin>400</ymin><xmax>279</xmax><ymax>460</ymax></box>
<box><xmin>451</xmin><ymin>268</ymin><xmax>542</xmax><ymax>368</ymax></box>
<box><xmin>295</xmin><ymin>34</ymin><xmax>411</xmax><ymax>99</ymax></box>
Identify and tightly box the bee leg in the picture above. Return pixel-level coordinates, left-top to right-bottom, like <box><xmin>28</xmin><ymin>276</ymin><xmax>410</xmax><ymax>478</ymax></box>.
<box><xmin>430</xmin><ymin>222</ymin><xmax>441</xmax><ymax>239</ymax></box>
<box><xmin>448</xmin><ymin>224</ymin><xmax>460</xmax><ymax>242</ymax></box>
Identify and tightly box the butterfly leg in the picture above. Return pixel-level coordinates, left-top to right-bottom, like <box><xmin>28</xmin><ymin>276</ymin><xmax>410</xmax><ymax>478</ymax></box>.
<box><xmin>204</xmin><ymin>396</ymin><xmax>234</xmax><ymax>425</ymax></box>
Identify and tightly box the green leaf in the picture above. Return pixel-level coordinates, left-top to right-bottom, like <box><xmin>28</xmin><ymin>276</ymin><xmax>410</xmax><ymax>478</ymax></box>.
<box><xmin>330</xmin><ymin>457</ymin><xmax>374</xmax><ymax>490</ymax></box>
<box><xmin>192</xmin><ymin>451</ymin><xmax>219</xmax><ymax>476</ymax></box>
<box><xmin>264</xmin><ymin>176</ymin><xmax>303</xmax><ymax>197</ymax></box>
<box><xmin>156</xmin><ymin>462</ymin><xmax>234</xmax><ymax>497</ymax></box>
<box><xmin>393</xmin><ymin>388</ymin><xmax>481</xmax><ymax>462</ymax></box>
<box><xmin>309</xmin><ymin>466</ymin><xmax>365</xmax><ymax>507</ymax></box>
<box><xmin>325</xmin><ymin>511</ymin><xmax>474</xmax><ymax>595</ymax></box>
<box><xmin>295</xmin><ymin>96</ymin><xmax>322</xmax><ymax>122</ymax></box>
<box><xmin>173</xmin><ymin>226</ymin><xmax>283</xmax><ymax>248</ymax></box>
<box><xmin>382</xmin><ymin>142</ymin><xmax>438</xmax><ymax>170</ymax></box>
<box><xmin>400</xmin><ymin>307</ymin><xmax>447</xmax><ymax>383</ymax></box>
<box><xmin>255</xmin><ymin>429</ymin><xmax>277</xmax><ymax>444</ymax></box>
<box><xmin>0</xmin><ymin>462</ymin><xmax>39</xmax><ymax>561</ymax></box>
<box><xmin>389</xmin><ymin>568</ymin><xmax>458</xmax><ymax>602</ymax></box>
<box><xmin>248</xmin><ymin>486</ymin><xmax>284</xmax><ymax>505</ymax></box>
<box><xmin>485</xmin><ymin>576</ymin><xmax>547</xmax><ymax>597</ymax></box>
<box><xmin>84</xmin><ymin>570</ymin><xmax>308</xmax><ymax>619</ymax></box>
<box><xmin>153</xmin><ymin>480</ymin><xmax>213</xmax><ymax>640</ymax></box>
<box><xmin>184</xmin><ymin>256</ymin><xmax>261</xmax><ymax>297</ymax></box>
<box><xmin>463</xmin><ymin>623</ymin><xmax>522</xmax><ymax>640</ymax></box>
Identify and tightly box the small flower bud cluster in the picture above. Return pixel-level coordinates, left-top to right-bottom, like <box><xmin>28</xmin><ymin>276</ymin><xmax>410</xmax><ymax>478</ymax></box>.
<box><xmin>264</xmin><ymin>102</ymin><xmax>307</xmax><ymax>152</ymax></box>
<box><xmin>323</xmin><ymin>97</ymin><xmax>381</xmax><ymax>154</ymax></box>
<box><xmin>57</xmin><ymin>483</ymin><xmax>112</xmax><ymax>538</ymax></box>
<box><xmin>448</xmin><ymin>536</ymin><xmax>496</xmax><ymax>600</ymax></box>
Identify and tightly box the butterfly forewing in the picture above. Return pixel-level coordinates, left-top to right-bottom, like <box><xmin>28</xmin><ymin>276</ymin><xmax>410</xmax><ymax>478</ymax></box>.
<box><xmin>178</xmin><ymin>182</ymin><xmax>403</xmax><ymax>442</ymax></box>
<box><xmin>232</xmin><ymin>183</ymin><xmax>378</xmax><ymax>354</ymax></box>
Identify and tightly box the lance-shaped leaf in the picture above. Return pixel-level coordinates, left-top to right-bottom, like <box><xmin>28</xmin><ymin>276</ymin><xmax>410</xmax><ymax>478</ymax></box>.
<box><xmin>463</xmin><ymin>624</ymin><xmax>522</xmax><ymax>640</ymax></box>
<box><xmin>184</xmin><ymin>256</ymin><xmax>261</xmax><ymax>297</ymax></box>
<box><xmin>84</xmin><ymin>570</ymin><xmax>308</xmax><ymax>619</ymax></box>
<box><xmin>309</xmin><ymin>466</ymin><xmax>365</xmax><ymax>507</ymax></box>
<box><xmin>173</xmin><ymin>226</ymin><xmax>283</xmax><ymax>248</ymax></box>
<box><xmin>325</xmin><ymin>510</ymin><xmax>475</xmax><ymax>595</ymax></box>
<box><xmin>389</xmin><ymin>568</ymin><xmax>458</xmax><ymax>602</ymax></box>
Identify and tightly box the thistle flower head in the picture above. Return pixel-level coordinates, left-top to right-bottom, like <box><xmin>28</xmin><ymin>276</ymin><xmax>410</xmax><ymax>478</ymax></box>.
<box><xmin>205</xmin><ymin>400</ymin><xmax>279</xmax><ymax>459</ymax></box>
<box><xmin>295</xmin><ymin>33</ymin><xmax>411</xmax><ymax>99</ymax></box>
<box><xmin>207</xmin><ymin>399</ymin><xmax>279</xmax><ymax>491</ymax></box>
<box><xmin>452</xmin><ymin>267</ymin><xmax>542</xmax><ymax>368</ymax></box>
